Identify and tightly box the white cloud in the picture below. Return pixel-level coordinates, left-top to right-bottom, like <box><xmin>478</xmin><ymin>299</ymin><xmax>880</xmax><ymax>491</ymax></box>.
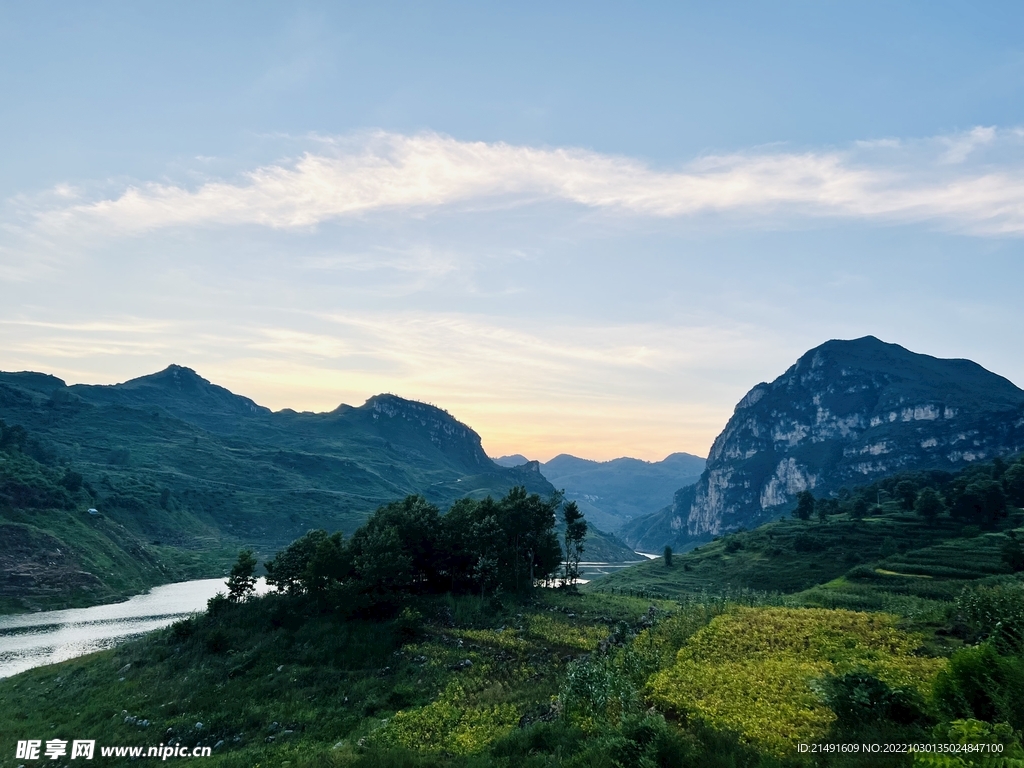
<box><xmin>940</xmin><ymin>126</ymin><xmax>996</xmax><ymax>164</ymax></box>
<box><xmin>28</xmin><ymin>127</ymin><xmax>1024</xmax><ymax>237</ymax></box>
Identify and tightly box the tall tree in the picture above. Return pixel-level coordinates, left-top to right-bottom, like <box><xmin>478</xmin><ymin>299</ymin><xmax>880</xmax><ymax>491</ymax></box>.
<box><xmin>914</xmin><ymin>487</ymin><xmax>944</xmax><ymax>523</ymax></box>
<box><xmin>793</xmin><ymin>490</ymin><xmax>815</xmax><ymax>521</ymax></box>
<box><xmin>895</xmin><ymin>480</ymin><xmax>918</xmax><ymax>511</ymax></box>
<box><xmin>227</xmin><ymin>549</ymin><xmax>257</xmax><ymax>602</ymax></box>
<box><xmin>561</xmin><ymin>500</ymin><xmax>587</xmax><ymax>587</ymax></box>
<box><xmin>1005</xmin><ymin>461</ymin><xmax>1024</xmax><ymax>507</ymax></box>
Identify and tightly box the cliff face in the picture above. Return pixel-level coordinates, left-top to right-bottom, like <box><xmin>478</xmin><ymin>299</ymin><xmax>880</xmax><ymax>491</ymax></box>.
<box><xmin>682</xmin><ymin>337</ymin><xmax>1024</xmax><ymax>537</ymax></box>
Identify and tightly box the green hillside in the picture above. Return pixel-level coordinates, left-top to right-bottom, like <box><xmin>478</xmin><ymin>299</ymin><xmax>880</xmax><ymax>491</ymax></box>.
<box><xmin>5</xmin><ymin>481</ymin><xmax>1024</xmax><ymax>765</ymax></box>
<box><xmin>0</xmin><ymin>369</ymin><xmax>635</xmax><ymax>611</ymax></box>
<box><xmin>587</xmin><ymin>454</ymin><xmax>1024</xmax><ymax>624</ymax></box>
<box><xmin>0</xmin><ymin>367</ymin><xmax>554</xmax><ymax>546</ymax></box>
<box><xmin>0</xmin><ymin>419</ymin><xmax>235</xmax><ymax>612</ymax></box>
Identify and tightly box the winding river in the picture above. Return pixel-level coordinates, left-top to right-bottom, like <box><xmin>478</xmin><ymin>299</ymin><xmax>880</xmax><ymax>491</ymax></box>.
<box><xmin>0</xmin><ymin>578</ymin><xmax>267</xmax><ymax>679</ymax></box>
<box><xmin>0</xmin><ymin>558</ymin><xmax>648</xmax><ymax>679</ymax></box>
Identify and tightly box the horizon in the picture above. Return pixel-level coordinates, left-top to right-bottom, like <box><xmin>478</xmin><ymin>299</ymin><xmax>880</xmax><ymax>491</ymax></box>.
<box><xmin>2</xmin><ymin>3</ymin><xmax>1023</xmax><ymax>462</ymax></box>
<box><xmin>8</xmin><ymin>326</ymin><xmax>1022</xmax><ymax>464</ymax></box>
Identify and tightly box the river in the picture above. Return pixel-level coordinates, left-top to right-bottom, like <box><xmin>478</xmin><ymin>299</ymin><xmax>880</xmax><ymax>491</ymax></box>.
<box><xmin>0</xmin><ymin>578</ymin><xmax>267</xmax><ymax>679</ymax></box>
<box><xmin>0</xmin><ymin>557</ymin><xmax>648</xmax><ymax>679</ymax></box>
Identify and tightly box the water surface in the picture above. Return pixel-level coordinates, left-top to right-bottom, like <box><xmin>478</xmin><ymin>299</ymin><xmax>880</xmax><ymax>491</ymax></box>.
<box><xmin>0</xmin><ymin>578</ymin><xmax>266</xmax><ymax>679</ymax></box>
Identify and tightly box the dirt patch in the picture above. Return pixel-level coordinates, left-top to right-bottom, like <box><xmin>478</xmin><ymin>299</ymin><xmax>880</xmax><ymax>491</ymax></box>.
<box><xmin>0</xmin><ymin>523</ymin><xmax>105</xmax><ymax>601</ymax></box>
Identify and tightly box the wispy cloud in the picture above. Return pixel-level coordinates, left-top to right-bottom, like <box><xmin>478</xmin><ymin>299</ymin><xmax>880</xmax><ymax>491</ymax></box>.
<box><xmin>28</xmin><ymin>127</ymin><xmax>1024</xmax><ymax>236</ymax></box>
<box><xmin>940</xmin><ymin>126</ymin><xmax>996</xmax><ymax>164</ymax></box>
<box><xmin>0</xmin><ymin>308</ymin><xmax>780</xmax><ymax>460</ymax></box>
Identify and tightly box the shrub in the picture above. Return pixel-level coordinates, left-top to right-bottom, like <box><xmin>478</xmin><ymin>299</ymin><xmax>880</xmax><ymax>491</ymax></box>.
<box><xmin>818</xmin><ymin>670</ymin><xmax>928</xmax><ymax>729</ymax></box>
<box><xmin>880</xmin><ymin>536</ymin><xmax>898</xmax><ymax>559</ymax></box>
<box><xmin>932</xmin><ymin>645</ymin><xmax>1024</xmax><ymax>731</ymax></box>
<box><xmin>204</xmin><ymin>628</ymin><xmax>230</xmax><ymax>654</ymax></box>
<box><xmin>170</xmin><ymin>617</ymin><xmax>196</xmax><ymax>640</ymax></box>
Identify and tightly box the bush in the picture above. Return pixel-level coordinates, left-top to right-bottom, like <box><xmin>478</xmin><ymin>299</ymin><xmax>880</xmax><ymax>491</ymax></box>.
<box><xmin>204</xmin><ymin>628</ymin><xmax>230</xmax><ymax>654</ymax></box>
<box><xmin>880</xmin><ymin>536</ymin><xmax>898</xmax><ymax>559</ymax></box>
<box><xmin>932</xmin><ymin>644</ymin><xmax>1024</xmax><ymax>730</ymax></box>
<box><xmin>170</xmin><ymin>617</ymin><xmax>196</xmax><ymax>640</ymax></box>
<box><xmin>818</xmin><ymin>670</ymin><xmax>928</xmax><ymax>729</ymax></box>
<box><xmin>1005</xmin><ymin>461</ymin><xmax>1024</xmax><ymax>506</ymax></box>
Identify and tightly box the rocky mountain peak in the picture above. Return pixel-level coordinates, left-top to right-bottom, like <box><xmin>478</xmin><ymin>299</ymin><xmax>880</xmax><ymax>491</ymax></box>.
<box><xmin>687</xmin><ymin>337</ymin><xmax>1024</xmax><ymax>537</ymax></box>
<box><xmin>361</xmin><ymin>394</ymin><xmax>491</xmax><ymax>467</ymax></box>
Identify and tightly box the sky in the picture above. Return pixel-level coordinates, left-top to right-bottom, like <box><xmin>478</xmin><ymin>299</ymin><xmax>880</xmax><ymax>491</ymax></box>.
<box><xmin>2</xmin><ymin>2</ymin><xmax>1023</xmax><ymax>462</ymax></box>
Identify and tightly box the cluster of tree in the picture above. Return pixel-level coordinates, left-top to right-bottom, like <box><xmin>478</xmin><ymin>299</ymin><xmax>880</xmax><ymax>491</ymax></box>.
<box><xmin>0</xmin><ymin>419</ymin><xmax>88</xmax><ymax>510</ymax></box>
<box><xmin>0</xmin><ymin>418</ymin><xmax>29</xmax><ymax>454</ymax></box>
<box><xmin>228</xmin><ymin>487</ymin><xmax>585</xmax><ymax>613</ymax></box>
<box><xmin>792</xmin><ymin>453</ymin><xmax>1024</xmax><ymax>529</ymax></box>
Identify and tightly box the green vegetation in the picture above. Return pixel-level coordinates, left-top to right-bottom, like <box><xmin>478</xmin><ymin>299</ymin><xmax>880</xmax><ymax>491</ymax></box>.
<box><xmin>588</xmin><ymin>455</ymin><xmax>1024</xmax><ymax>616</ymax></box>
<box><xmin>0</xmin><ymin>370</ymin><xmax>635</xmax><ymax>612</ymax></box>
<box><xmin>4</xmin><ymin>366</ymin><xmax>1024</xmax><ymax>764</ymax></box>
<box><xmin>0</xmin><ymin>418</ymin><xmax>235</xmax><ymax>613</ymax></box>
<box><xmin>561</xmin><ymin>501</ymin><xmax>587</xmax><ymax>587</ymax></box>
<box><xmin>7</xmin><ymin>470</ymin><xmax>1024</xmax><ymax>766</ymax></box>
<box><xmin>649</xmin><ymin>608</ymin><xmax>942</xmax><ymax>755</ymax></box>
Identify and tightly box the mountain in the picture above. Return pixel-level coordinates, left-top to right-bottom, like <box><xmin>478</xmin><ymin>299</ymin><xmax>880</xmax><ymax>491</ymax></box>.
<box><xmin>491</xmin><ymin>452</ymin><xmax>706</xmax><ymax>534</ymax></box>
<box><xmin>0</xmin><ymin>366</ymin><xmax>637</xmax><ymax>609</ymax></box>
<box><xmin>494</xmin><ymin>454</ymin><xmax>530</xmax><ymax>467</ymax></box>
<box><xmin>623</xmin><ymin>337</ymin><xmax>1024</xmax><ymax>551</ymax></box>
<box><xmin>591</xmin><ymin>453</ymin><xmax>1024</xmax><ymax>600</ymax></box>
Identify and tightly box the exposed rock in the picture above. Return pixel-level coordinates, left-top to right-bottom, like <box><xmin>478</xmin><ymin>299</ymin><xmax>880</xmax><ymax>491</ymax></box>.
<box><xmin>624</xmin><ymin>337</ymin><xmax>1024</xmax><ymax>550</ymax></box>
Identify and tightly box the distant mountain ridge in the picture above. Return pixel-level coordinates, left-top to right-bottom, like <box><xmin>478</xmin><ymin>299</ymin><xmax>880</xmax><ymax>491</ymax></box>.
<box><xmin>494</xmin><ymin>451</ymin><xmax>706</xmax><ymax>534</ymax></box>
<box><xmin>622</xmin><ymin>336</ymin><xmax>1024</xmax><ymax>552</ymax></box>
<box><xmin>0</xmin><ymin>366</ymin><xmax>637</xmax><ymax>569</ymax></box>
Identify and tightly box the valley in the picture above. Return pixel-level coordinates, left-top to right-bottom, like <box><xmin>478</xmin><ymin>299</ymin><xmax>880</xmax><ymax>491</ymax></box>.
<box><xmin>3</xmin><ymin>338</ymin><xmax>1024</xmax><ymax>765</ymax></box>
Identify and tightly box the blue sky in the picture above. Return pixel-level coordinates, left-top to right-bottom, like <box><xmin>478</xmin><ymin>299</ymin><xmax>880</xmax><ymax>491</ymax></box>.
<box><xmin>2</xmin><ymin>2</ymin><xmax>1023</xmax><ymax>460</ymax></box>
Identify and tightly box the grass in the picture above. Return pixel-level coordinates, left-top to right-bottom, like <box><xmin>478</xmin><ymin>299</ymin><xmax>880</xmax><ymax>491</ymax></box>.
<box><xmin>586</xmin><ymin>503</ymin><xmax>1024</xmax><ymax>601</ymax></box>
<box><xmin>0</xmin><ymin>590</ymin><xmax>675</xmax><ymax>767</ymax></box>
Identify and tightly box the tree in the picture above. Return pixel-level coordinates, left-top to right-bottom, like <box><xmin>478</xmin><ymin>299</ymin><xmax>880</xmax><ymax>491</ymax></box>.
<box><xmin>227</xmin><ymin>549</ymin><xmax>257</xmax><ymax>602</ymax></box>
<box><xmin>562</xmin><ymin>500</ymin><xmax>587</xmax><ymax>587</ymax></box>
<box><xmin>816</xmin><ymin>498</ymin><xmax>838</xmax><ymax>523</ymax></box>
<box><xmin>851</xmin><ymin>497</ymin><xmax>869</xmax><ymax>520</ymax></box>
<box><xmin>1002</xmin><ymin>539</ymin><xmax>1024</xmax><ymax>573</ymax></box>
<box><xmin>304</xmin><ymin>532</ymin><xmax>347</xmax><ymax>601</ymax></box>
<box><xmin>793</xmin><ymin>490</ymin><xmax>815</xmax><ymax>521</ymax></box>
<box><xmin>265</xmin><ymin>529</ymin><xmax>331</xmax><ymax>595</ymax></box>
<box><xmin>894</xmin><ymin>480</ymin><xmax>918</xmax><ymax>511</ymax></box>
<box><xmin>1004</xmin><ymin>461</ymin><xmax>1024</xmax><ymax>507</ymax></box>
<box><xmin>438</xmin><ymin>487</ymin><xmax>561</xmax><ymax>595</ymax></box>
<box><xmin>663</xmin><ymin>545</ymin><xmax>673</xmax><ymax>568</ymax></box>
<box><xmin>349</xmin><ymin>495</ymin><xmax>443</xmax><ymax>592</ymax></box>
<box><xmin>879</xmin><ymin>536</ymin><xmax>897</xmax><ymax>559</ymax></box>
<box><xmin>950</xmin><ymin>479</ymin><xmax>1008</xmax><ymax>527</ymax></box>
<box><xmin>914</xmin><ymin>487</ymin><xmax>944</xmax><ymax>523</ymax></box>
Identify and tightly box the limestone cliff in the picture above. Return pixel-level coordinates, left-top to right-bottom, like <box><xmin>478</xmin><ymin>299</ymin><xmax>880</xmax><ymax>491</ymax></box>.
<box><xmin>624</xmin><ymin>337</ymin><xmax>1024</xmax><ymax>550</ymax></box>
